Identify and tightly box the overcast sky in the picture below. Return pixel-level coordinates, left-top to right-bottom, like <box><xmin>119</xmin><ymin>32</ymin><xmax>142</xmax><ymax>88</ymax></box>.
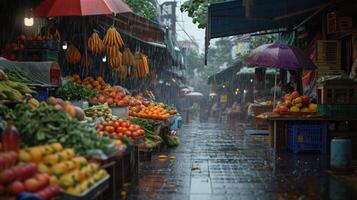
<box><xmin>158</xmin><ymin>0</ymin><xmax>206</xmax><ymax>51</ymax></box>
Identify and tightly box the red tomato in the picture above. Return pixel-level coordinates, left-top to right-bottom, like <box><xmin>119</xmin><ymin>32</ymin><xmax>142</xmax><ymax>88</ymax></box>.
<box><xmin>124</xmin><ymin>130</ymin><xmax>132</xmax><ymax>137</ymax></box>
<box><xmin>128</xmin><ymin>126</ymin><xmax>136</xmax><ymax>132</ymax></box>
<box><xmin>113</xmin><ymin>121</ymin><xmax>120</xmax><ymax>128</ymax></box>
<box><xmin>96</xmin><ymin>124</ymin><xmax>104</xmax><ymax>130</ymax></box>
<box><xmin>133</xmin><ymin>125</ymin><xmax>141</xmax><ymax>131</ymax></box>
<box><xmin>118</xmin><ymin>118</ymin><xmax>124</xmax><ymax>123</ymax></box>
<box><xmin>117</xmin><ymin>133</ymin><xmax>123</xmax><ymax>139</ymax></box>
<box><xmin>116</xmin><ymin>127</ymin><xmax>124</xmax><ymax>133</ymax></box>
<box><xmin>121</xmin><ymin>127</ymin><xmax>128</xmax><ymax>132</ymax></box>
<box><xmin>98</xmin><ymin>131</ymin><xmax>105</xmax><ymax>136</ymax></box>
<box><xmin>138</xmin><ymin>129</ymin><xmax>144</xmax><ymax>135</ymax></box>
<box><xmin>105</xmin><ymin>126</ymin><xmax>115</xmax><ymax>133</ymax></box>
<box><xmin>121</xmin><ymin>122</ymin><xmax>128</xmax><ymax>128</ymax></box>
<box><xmin>132</xmin><ymin>131</ymin><xmax>140</xmax><ymax>138</ymax></box>
<box><xmin>107</xmin><ymin>121</ymin><xmax>114</xmax><ymax>127</ymax></box>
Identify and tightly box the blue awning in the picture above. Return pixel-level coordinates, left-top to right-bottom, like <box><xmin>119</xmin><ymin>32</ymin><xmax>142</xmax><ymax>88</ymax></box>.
<box><xmin>207</xmin><ymin>0</ymin><xmax>330</xmax><ymax>39</ymax></box>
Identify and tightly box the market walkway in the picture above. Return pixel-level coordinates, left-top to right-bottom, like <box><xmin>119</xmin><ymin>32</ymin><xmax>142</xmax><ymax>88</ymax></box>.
<box><xmin>129</xmin><ymin>121</ymin><xmax>357</xmax><ymax>200</ymax></box>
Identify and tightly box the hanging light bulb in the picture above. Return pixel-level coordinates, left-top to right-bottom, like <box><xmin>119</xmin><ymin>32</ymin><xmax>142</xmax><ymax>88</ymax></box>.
<box><xmin>62</xmin><ymin>41</ymin><xmax>68</xmax><ymax>50</ymax></box>
<box><xmin>102</xmin><ymin>56</ymin><xmax>107</xmax><ymax>62</ymax></box>
<box><xmin>250</xmin><ymin>79</ymin><xmax>253</xmax><ymax>83</ymax></box>
<box><xmin>243</xmin><ymin>89</ymin><xmax>248</xmax><ymax>94</ymax></box>
<box><xmin>24</xmin><ymin>9</ymin><xmax>34</xmax><ymax>27</ymax></box>
<box><xmin>159</xmin><ymin>80</ymin><xmax>164</xmax><ymax>84</ymax></box>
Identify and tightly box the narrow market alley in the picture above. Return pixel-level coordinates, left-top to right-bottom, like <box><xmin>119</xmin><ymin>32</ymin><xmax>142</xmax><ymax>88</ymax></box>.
<box><xmin>129</xmin><ymin>121</ymin><xmax>357</xmax><ymax>200</ymax></box>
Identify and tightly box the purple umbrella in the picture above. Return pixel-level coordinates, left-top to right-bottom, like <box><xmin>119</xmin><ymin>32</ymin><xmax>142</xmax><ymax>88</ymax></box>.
<box><xmin>245</xmin><ymin>43</ymin><xmax>317</xmax><ymax>70</ymax></box>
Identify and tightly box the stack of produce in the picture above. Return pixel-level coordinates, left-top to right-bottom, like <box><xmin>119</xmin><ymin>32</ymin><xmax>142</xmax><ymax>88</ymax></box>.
<box><xmin>0</xmin><ymin>70</ymin><xmax>35</xmax><ymax>101</ymax></box>
<box><xmin>103</xmin><ymin>27</ymin><xmax>124</xmax><ymax>69</ymax></box>
<box><xmin>65</xmin><ymin>44</ymin><xmax>81</xmax><ymax>64</ymax></box>
<box><xmin>47</xmin><ymin>97</ymin><xmax>86</xmax><ymax>121</ymax></box>
<box><xmin>96</xmin><ymin>118</ymin><xmax>144</xmax><ymax>140</ymax></box>
<box><xmin>84</xmin><ymin>104</ymin><xmax>117</xmax><ymax>121</ymax></box>
<box><xmin>0</xmin><ymin>151</ymin><xmax>60</xmax><ymax>200</ymax></box>
<box><xmin>54</xmin><ymin>82</ymin><xmax>97</xmax><ymax>102</ymax></box>
<box><xmin>19</xmin><ymin>143</ymin><xmax>108</xmax><ymax>196</ymax></box>
<box><xmin>273</xmin><ymin>91</ymin><xmax>317</xmax><ymax>114</ymax></box>
<box><xmin>130</xmin><ymin>104</ymin><xmax>170</xmax><ymax>121</ymax></box>
<box><xmin>3</xmin><ymin>68</ymin><xmax>42</xmax><ymax>84</ymax></box>
<box><xmin>76</xmin><ymin>76</ymin><xmax>108</xmax><ymax>91</ymax></box>
<box><xmin>129</xmin><ymin>118</ymin><xmax>163</xmax><ymax>149</ymax></box>
<box><xmin>132</xmin><ymin>53</ymin><xmax>150</xmax><ymax>79</ymax></box>
<box><xmin>87</xmin><ymin>32</ymin><xmax>105</xmax><ymax>55</ymax></box>
<box><xmin>3</xmin><ymin>103</ymin><xmax>111</xmax><ymax>156</ymax></box>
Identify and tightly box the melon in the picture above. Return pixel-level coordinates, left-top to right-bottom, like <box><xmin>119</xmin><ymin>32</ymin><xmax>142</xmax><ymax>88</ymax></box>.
<box><xmin>63</xmin><ymin>104</ymin><xmax>76</xmax><ymax>117</ymax></box>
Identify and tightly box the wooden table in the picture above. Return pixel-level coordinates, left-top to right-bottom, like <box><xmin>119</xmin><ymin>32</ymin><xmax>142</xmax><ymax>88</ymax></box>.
<box><xmin>267</xmin><ymin>115</ymin><xmax>357</xmax><ymax>156</ymax></box>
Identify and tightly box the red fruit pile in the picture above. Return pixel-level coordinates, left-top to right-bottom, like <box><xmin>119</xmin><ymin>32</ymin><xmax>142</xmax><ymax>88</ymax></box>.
<box><xmin>0</xmin><ymin>151</ymin><xmax>60</xmax><ymax>200</ymax></box>
<box><xmin>97</xmin><ymin>118</ymin><xmax>144</xmax><ymax>139</ymax></box>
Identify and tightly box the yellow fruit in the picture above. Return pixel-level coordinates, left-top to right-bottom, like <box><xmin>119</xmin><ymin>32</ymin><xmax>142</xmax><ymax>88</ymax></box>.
<box><xmin>19</xmin><ymin>150</ymin><xmax>31</xmax><ymax>162</ymax></box>
<box><xmin>38</xmin><ymin>163</ymin><xmax>49</xmax><ymax>173</ymax></box>
<box><xmin>66</xmin><ymin>187</ymin><xmax>81</xmax><ymax>196</ymax></box>
<box><xmin>65</xmin><ymin>161</ymin><xmax>75</xmax><ymax>171</ymax></box>
<box><xmin>78</xmin><ymin>181</ymin><xmax>89</xmax><ymax>193</ymax></box>
<box><xmin>29</xmin><ymin>147</ymin><xmax>44</xmax><ymax>163</ymax></box>
<box><xmin>98</xmin><ymin>169</ymin><xmax>108</xmax><ymax>179</ymax></box>
<box><xmin>93</xmin><ymin>173</ymin><xmax>102</xmax><ymax>181</ymax></box>
<box><xmin>43</xmin><ymin>145</ymin><xmax>55</xmax><ymax>155</ymax></box>
<box><xmin>50</xmin><ymin>176</ymin><xmax>60</xmax><ymax>186</ymax></box>
<box><xmin>294</xmin><ymin>97</ymin><xmax>302</xmax><ymax>104</ymax></box>
<box><xmin>290</xmin><ymin>106</ymin><xmax>300</xmax><ymax>112</ymax></box>
<box><xmin>28</xmin><ymin>98</ymin><xmax>40</xmax><ymax>108</ymax></box>
<box><xmin>72</xmin><ymin>170</ymin><xmax>86</xmax><ymax>182</ymax></box>
<box><xmin>296</xmin><ymin>103</ymin><xmax>303</xmax><ymax>108</ymax></box>
<box><xmin>60</xmin><ymin>174</ymin><xmax>75</xmax><ymax>188</ymax></box>
<box><xmin>301</xmin><ymin>107</ymin><xmax>310</xmax><ymax>113</ymax></box>
<box><xmin>44</xmin><ymin>154</ymin><xmax>59</xmax><ymax>166</ymax></box>
<box><xmin>308</xmin><ymin>103</ymin><xmax>317</xmax><ymax>112</ymax></box>
<box><xmin>51</xmin><ymin>143</ymin><xmax>63</xmax><ymax>152</ymax></box>
<box><xmin>89</xmin><ymin>163</ymin><xmax>100</xmax><ymax>172</ymax></box>
<box><xmin>62</xmin><ymin>149</ymin><xmax>75</xmax><ymax>160</ymax></box>
<box><xmin>73</xmin><ymin>157</ymin><xmax>88</xmax><ymax>168</ymax></box>
<box><xmin>52</xmin><ymin>163</ymin><xmax>67</xmax><ymax>176</ymax></box>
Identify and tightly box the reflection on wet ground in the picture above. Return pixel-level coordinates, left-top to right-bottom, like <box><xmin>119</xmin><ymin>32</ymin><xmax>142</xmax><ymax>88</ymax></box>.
<box><xmin>129</xmin><ymin>121</ymin><xmax>357</xmax><ymax>200</ymax></box>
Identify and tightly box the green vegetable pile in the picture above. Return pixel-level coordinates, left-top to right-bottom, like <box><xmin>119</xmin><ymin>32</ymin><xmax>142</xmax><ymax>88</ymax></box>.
<box><xmin>129</xmin><ymin>117</ymin><xmax>162</xmax><ymax>149</ymax></box>
<box><xmin>164</xmin><ymin>134</ymin><xmax>180</xmax><ymax>147</ymax></box>
<box><xmin>54</xmin><ymin>82</ymin><xmax>96</xmax><ymax>101</ymax></box>
<box><xmin>4</xmin><ymin>68</ymin><xmax>43</xmax><ymax>84</ymax></box>
<box><xmin>6</xmin><ymin>103</ymin><xmax>111</xmax><ymax>156</ymax></box>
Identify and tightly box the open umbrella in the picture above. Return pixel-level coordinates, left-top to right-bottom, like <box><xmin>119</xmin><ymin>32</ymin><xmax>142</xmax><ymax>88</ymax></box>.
<box><xmin>245</xmin><ymin>43</ymin><xmax>317</xmax><ymax>70</ymax></box>
<box><xmin>244</xmin><ymin>43</ymin><xmax>317</xmax><ymax>107</ymax></box>
<box><xmin>34</xmin><ymin>0</ymin><xmax>132</xmax><ymax>17</ymax></box>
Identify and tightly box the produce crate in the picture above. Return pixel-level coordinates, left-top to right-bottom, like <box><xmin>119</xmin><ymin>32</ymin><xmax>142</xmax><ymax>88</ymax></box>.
<box><xmin>287</xmin><ymin>124</ymin><xmax>327</xmax><ymax>154</ymax></box>
<box><xmin>60</xmin><ymin>175</ymin><xmax>110</xmax><ymax>200</ymax></box>
<box><xmin>317</xmin><ymin>104</ymin><xmax>357</xmax><ymax>117</ymax></box>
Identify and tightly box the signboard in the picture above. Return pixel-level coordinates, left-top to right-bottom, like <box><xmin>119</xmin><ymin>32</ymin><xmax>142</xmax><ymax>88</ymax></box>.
<box><xmin>160</xmin><ymin>1</ymin><xmax>177</xmax><ymax>35</ymax></box>
<box><xmin>220</xmin><ymin>95</ymin><xmax>228</xmax><ymax>103</ymax></box>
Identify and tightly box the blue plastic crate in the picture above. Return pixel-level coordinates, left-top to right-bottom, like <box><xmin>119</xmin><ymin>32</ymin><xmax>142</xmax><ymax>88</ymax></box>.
<box><xmin>32</xmin><ymin>87</ymin><xmax>49</xmax><ymax>102</ymax></box>
<box><xmin>287</xmin><ymin>124</ymin><xmax>327</xmax><ymax>154</ymax></box>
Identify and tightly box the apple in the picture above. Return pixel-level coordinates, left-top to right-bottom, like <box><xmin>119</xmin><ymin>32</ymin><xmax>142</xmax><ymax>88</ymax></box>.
<box><xmin>35</xmin><ymin>173</ymin><xmax>49</xmax><ymax>190</ymax></box>
<box><xmin>9</xmin><ymin>181</ymin><xmax>25</xmax><ymax>195</ymax></box>
<box><xmin>7</xmin><ymin>152</ymin><xmax>18</xmax><ymax>166</ymax></box>
<box><xmin>302</xmin><ymin>95</ymin><xmax>309</xmax><ymax>104</ymax></box>
<box><xmin>0</xmin><ymin>156</ymin><xmax>6</xmax><ymax>171</ymax></box>
<box><xmin>24</xmin><ymin>178</ymin><xmax>40</xmax><ymax>192</ymax></box>
<box><xmin>0</xmin><ymin>169</ymin><xmax>15</xmax><ymax>183</ymax></box>
<box><xmin>23</xmin><ymin>163</ymin><xmax>37</xmax><ymax>178</ymax></box>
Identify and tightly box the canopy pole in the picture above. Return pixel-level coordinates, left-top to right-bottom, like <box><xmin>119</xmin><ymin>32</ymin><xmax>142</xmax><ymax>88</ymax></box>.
<box><xmin>273</xmin><ymin>69</ymin><xmax>278</xmax><ymax>108</ymax></box>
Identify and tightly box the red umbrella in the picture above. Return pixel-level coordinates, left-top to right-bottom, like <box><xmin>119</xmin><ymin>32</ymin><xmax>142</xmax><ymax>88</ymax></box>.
<box><xmin>34</xmin><ymin>0</ymin><xmax>132</xmax><ymax>17</ymax></box>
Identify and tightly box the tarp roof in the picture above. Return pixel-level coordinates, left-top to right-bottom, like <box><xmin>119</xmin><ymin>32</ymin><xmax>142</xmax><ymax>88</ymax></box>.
<box><xmin>208</xmin><ymin>63</ymin><xmax>242</xmax><ymax>84</ymax></box>
<box><xmin>207</xmin><ymin>0</ymin><xmax>329</xmax><ymax>39</ymax></box>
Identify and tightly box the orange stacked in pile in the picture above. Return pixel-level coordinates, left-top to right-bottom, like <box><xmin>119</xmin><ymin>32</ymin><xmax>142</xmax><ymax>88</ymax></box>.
<box><xmin>130</xmin><ymin>104</ymin><xmax>170</xmax><ymax>121</ymax></box>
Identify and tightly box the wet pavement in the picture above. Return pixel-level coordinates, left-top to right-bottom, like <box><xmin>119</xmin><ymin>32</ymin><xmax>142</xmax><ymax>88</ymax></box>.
<box><xmin>129</xmin><ymin>121</ymin><xmax>357</xmax><ymax>200</ymax></box>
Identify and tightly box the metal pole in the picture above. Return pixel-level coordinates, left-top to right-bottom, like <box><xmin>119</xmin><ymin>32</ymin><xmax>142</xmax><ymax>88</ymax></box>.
<box><xmin>273</xmin><ymin>69</ymin><xmax>278</xmax><ymax>108</ymax></box>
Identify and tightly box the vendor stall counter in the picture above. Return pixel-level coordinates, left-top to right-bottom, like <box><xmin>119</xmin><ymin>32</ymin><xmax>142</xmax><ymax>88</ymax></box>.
<box><xmin>267</xmin><ymin>115</ymin><xmax>357</xmax><ymax>157</ymax></box>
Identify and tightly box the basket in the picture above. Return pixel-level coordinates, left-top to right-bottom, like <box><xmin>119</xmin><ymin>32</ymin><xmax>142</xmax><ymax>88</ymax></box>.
<box><xmin>287</xmin><ymin>124</ymin><xmax>327</xmax><ymax>154</ymax></box>
<box><xmin>317</xmin><ymin>104</ymin><xmax>357</xmax><ymax>117</ymax></box>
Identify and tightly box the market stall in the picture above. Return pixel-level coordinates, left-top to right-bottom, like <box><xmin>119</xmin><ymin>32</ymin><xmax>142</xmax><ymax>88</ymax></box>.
<box><xmin>0</xmin><ymin>1</ymin><xmax>183</xmax><ymax>200</ymax></box>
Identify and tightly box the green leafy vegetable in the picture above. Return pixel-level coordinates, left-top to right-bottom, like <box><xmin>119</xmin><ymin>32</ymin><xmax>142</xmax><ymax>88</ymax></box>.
<box><xmin>55</xmin><ymin>82</ymin><xmax>96</xmax><ymax>101</ymax></box>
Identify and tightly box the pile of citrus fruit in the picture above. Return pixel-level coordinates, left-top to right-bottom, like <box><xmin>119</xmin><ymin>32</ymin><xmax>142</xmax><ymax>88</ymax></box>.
<box><xmin>129</xmin><ymin>104</ymin><xmax>170</xmax><ymax>121</ymax></box>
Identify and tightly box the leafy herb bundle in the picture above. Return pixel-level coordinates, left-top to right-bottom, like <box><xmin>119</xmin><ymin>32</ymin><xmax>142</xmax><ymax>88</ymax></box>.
<box><xmin>55</xmin><ymin>82</ymin><xmax>96</xmax><ymax>101</ymax></box>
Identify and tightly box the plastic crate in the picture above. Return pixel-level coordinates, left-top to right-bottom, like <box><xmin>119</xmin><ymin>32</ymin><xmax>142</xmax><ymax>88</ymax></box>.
<box><xmin>32</xmin><ymin>87</ymin><xmax>49</xmax><ymax>102</ymax></box>
<box><xmin>287</xmin><ymin>124</ymin><xmax>327</xmax><ymax>154</ymax></box>
<box><xmin>317</xmin><ymin>104</ymin><xmax>357</xmax><ymax>117</ymax></box>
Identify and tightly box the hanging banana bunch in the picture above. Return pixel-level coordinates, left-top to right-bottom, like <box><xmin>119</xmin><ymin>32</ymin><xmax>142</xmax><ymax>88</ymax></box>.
<box><xmin>66</xmin><ymin>44</ymin><xmax>81</xmax><ymax>64</ymax></box>
<box><xmin>107</xmin><ymin>51</ymin><xmax>122</xmax><ymax>69</ymax></box>
<box><xmin>117</xmin><ymin>65</ymin><xmax>128</xmax><ymax>80</ymax></box>
<box><xmin>87</xmin><ymin>32</ymin><xmax>105</xmax><ymax>55</ymax></box>
<box><xmin>132</xmin><ymin>53</ymin><xmax>150</xmax><ymax>79</ymax></box>
<box><xmin>122</xmin><ymin>48</ymin><xmax>134</xmax><ymax>66</ymax></box>
<box><xmin>103</xmin><ymin>26</ymin><xmax>124</xmax><ymax>48</ymax></box>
